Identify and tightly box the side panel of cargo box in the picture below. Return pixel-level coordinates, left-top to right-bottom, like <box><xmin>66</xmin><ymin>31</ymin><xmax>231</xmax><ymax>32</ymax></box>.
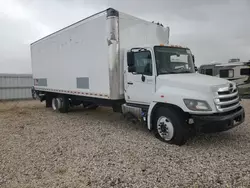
<box><xmin>31</xmin><ymin>12</ymin><xmax>111</xmax><ymax>99</ymax></box>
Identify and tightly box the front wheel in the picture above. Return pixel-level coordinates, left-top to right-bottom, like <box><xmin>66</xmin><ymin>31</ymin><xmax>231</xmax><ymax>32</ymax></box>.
<box><xmin>153</xmin><ymin>107</ymin><xmax>190</xmax><ymax>146</ymax></box>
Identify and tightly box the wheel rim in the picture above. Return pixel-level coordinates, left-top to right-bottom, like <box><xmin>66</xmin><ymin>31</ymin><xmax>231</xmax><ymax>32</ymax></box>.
<box><xmin>52</xmin><ymin>98</ymin><xmax>57</xmax><ymax>111</ymax></box>
<box><xmin>157</xmin><ymin>116</ymin><xmax>174</xmax><ymax>141</ymax></box>
<box><xmin>52</xmin><ymin>98</ymin><xmax>62</xmax><ymax>111</ymax></box>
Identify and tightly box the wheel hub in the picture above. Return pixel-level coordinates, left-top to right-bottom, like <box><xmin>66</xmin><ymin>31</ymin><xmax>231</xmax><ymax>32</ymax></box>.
<box><xmin>160</xmin><ymin>122</ymin><xmax>168</xmax><ymax>133</ymax></box>
<box><xmin>157</xmin><ymin>116</ymin><xmax>174</xmax><ymax>141</ymax></box>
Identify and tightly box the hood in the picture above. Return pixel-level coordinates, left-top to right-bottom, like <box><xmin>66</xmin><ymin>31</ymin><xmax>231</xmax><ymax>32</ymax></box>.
<box><xmin>157</xmin><ymin>73</ymin><xmax>230</xmax><ymax>92</ymax></box>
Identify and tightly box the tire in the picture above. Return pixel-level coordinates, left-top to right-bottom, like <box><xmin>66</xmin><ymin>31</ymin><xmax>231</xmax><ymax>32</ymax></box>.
<box><xmin>153</xmin><ymin>107</ymin><xmax>190</xmax><ymax>146</ymax></box>
<box><xmin>52</xmin><ymin>98</ymin><xmax>60</xmax><ymax>111</ymax></box>
<box><xmin>51</xmin><ymin>96</ymin><xmax>69</xmax><ymax>113</ymax></box>
<box><xmin>45</xmin><ymin>95</ymin><xmax>52</xmax><ymax>108</ymax></box>
<box><xmin>59</xmin><ymin>96</ymin><xmax>69</xmax><ymax>113</ymax></box>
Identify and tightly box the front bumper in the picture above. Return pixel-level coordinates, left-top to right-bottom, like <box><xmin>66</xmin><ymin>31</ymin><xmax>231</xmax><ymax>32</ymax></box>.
<box><xmin>191</xmin><ymin>106</ymin><xmax>245</xmax><ymax>133</ymax></box>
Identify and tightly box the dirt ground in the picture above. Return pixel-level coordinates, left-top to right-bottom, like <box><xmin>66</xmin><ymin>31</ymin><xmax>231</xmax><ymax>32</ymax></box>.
<box><xmin>0</xmin><ymin>100</ymin><xmax>249</xmax><ymax>188</ymax></box>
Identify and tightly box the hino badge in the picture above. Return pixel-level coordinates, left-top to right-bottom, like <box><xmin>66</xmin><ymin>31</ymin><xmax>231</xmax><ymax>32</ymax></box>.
<box><xmin>30</xmin><ymin>8</ymin><xmax>245</xmax><ymax>145</ymax></box>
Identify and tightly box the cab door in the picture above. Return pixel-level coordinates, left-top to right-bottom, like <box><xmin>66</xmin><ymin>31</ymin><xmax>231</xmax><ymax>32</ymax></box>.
<box><xmin>124</xmin><ymin>49</ymin><xmax>156</xmax><ymax>105</ymax></box>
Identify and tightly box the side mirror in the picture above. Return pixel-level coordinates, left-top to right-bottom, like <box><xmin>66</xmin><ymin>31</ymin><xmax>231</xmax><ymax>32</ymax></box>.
<box><xmin>192</xmin><ymin>55</ymin><xmax>195</xmax><ymax>63</ymax></box>
<box><xmin>128</xmin><ymin>66</ymin><xmax>136</xmax><ymax>73</ymax></box>
<box><xmin>127</xmin><ymin>52</ymin><xmax>135</xmax><ymax>67</ymax></box>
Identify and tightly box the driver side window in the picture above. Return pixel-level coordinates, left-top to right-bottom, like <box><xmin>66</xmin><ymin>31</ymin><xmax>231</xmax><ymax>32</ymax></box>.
<box><xmin>133</xmin><ymin>51</ymin><xmax>152</xmax><ymax>76</ymax></box>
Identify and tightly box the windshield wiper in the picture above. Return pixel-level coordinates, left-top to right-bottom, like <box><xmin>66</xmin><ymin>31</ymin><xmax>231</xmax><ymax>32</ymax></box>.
<box><xmin>168</xmin><ymin>71</ymin><xmax>179</xmax><ymax>74</ymax></box>
<box><xmin>159</xmin><ymin>70</ymin><xmax>192</xmax><ymax>74</ymax></box>
<box><xmin>159</xmin><ymin>71</ymin><xmax>178</xmax><ymax>74</ymax></box>
<box><xmin>178</xmin><ymin>70</ymin><xmax>192</xmax><ymax>73</ymax></box>
<box><xmin>171</xmin><ymin>69</ymin><xmax>193</xmax><ymax>73</ymax></box>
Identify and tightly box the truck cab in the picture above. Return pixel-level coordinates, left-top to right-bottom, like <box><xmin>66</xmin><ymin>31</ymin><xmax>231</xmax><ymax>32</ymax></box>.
<box><xmin>123</xmin><ymin>44</ymin><xmax>245</xmax><ymax>145</ymax></box>
<box><xmin>125</xmin><ymin>45</ymin><xmax>196</xmax><ymax>105</ymax></box>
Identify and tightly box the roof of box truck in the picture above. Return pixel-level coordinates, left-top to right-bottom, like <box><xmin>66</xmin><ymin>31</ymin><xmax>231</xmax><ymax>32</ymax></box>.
<box><xmin>30</xmin><ymin>8</ymin><xmax>167</xmax><ymax>46</ymax></box>
<box><xmin>31</xmin><ymin>8</ymin><xmax>108</xmax><ymax>46</ymax></box>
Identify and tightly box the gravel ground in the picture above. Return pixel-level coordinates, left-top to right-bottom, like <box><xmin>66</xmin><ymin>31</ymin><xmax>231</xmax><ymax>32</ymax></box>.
<box><xmin>0</xmin><ymin>100</ymin><xmax>250</xmax><ymax>188</ymax></box>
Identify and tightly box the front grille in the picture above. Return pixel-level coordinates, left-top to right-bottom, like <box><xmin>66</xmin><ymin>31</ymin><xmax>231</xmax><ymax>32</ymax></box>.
<box><xmin>215</xmin><ymin>84</ymin><xmax>240</xmax><ymax>112</ymax></box>
<box><xmin>219</xmin><ymin>95</ymin><xmax>238</xmax><ymax>102</ymax></box>
<box><xmin>220</xmin><ymin>102</ymin><xmax>239</xmax><ymax>109</ymax></box>
<box><xmin>218</xmin><ymin>89</ymin><xmax>237</xmax><ymax>95</ymax></box>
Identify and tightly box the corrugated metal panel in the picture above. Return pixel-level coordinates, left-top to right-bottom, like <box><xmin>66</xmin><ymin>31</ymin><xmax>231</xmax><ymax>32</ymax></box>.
<box><xmin>0</xmin><ymin>74</ymin><xmax>33</xmax><ymax>100</ymax></box>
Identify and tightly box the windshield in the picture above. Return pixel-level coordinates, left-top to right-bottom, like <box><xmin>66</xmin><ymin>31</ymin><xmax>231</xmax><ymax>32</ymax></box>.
<box><xmin>154</xmin><ymin>46</ymin><xmax>195</xmax><ymax>75</ymax></box>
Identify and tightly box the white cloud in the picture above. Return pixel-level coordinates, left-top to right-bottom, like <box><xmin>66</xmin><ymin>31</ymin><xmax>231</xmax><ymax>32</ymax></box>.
<box><xmin>0</xmin><ymin>0</ymin><xmax>249</xmax><ymax>73</ymax></box>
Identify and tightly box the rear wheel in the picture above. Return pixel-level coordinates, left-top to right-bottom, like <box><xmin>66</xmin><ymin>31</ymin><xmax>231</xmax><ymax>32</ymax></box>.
<box><xmin>52</xmin><ymin>98</ymin><xmax>61</xmax><ymax>111</ymax></box>
<box><xmin>51</xmin><ymin>96</ymin><xmax>69</xmax><ymax>113</ymax></box>
<box><xmin>153</xmin><ymin>107</ymin><xmax>190</xmax><ymax>146</ymax></box>
<box><xmin>45</xmin><ymin>95</ymin><xmax>52</xmax><ymax>108</ymax></box>
<box><xmin>59</xmin><ymin>96</ymin><xmax>69</xmax><ymax>113</ymax></box>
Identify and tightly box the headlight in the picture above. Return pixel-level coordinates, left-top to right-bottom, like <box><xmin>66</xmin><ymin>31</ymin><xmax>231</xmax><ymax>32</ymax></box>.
<box><xmin>183</xmin><ymin>99</ymin><xmax>212</xmax><ymax>111</ymax></box>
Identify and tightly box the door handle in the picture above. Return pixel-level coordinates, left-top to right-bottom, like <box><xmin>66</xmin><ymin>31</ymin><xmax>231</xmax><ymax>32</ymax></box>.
<box><xmin>127</xmin><ymin>82</ymin><xmax>133</xmax><ymax>85</ymax></box>
<box><xmin>141</xmin><ymin>75</ymin><xmax>145</xmax><ymax>82</ymax></box>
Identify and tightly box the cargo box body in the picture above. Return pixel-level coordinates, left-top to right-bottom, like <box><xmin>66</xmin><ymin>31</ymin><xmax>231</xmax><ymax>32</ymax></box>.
<box><xmin>31</xmin><ymin>8</ymin><xmax>169</xmax><ymax>100</ymax></box>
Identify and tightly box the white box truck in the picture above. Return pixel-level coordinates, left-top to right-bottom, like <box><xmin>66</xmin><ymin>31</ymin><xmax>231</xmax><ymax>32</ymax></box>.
<box><xmin>30</xmin><ymin>8</ymin><xmax>245</xmax><ymax>145</ymax></box>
